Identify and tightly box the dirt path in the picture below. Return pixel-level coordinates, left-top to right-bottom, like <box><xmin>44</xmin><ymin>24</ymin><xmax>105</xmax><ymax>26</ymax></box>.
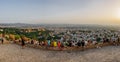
<box><xmin>0</xmin><ymin>44</ymin><xmax>120</xmax><ymax>62</ymax></box>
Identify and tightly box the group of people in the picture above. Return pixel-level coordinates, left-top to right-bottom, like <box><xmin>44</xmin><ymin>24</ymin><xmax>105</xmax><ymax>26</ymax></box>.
<box><xmin>17</xmin><ymin>29</ymin><xmax>120</xmax><ymax>50</ymax></box>
<box><xmin>19</xmin><ymin>35</ymin><xmax>120</xmax><ymax>50</ymax></box>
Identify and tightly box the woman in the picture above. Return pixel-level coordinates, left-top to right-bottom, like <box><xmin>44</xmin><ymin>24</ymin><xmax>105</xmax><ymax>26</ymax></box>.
<box><xmin>57</xmin><ymin>41</ymin><xmax>61</xmax><ymax>48</ymax></box>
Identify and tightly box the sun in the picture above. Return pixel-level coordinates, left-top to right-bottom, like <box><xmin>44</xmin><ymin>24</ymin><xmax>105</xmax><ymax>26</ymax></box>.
<box><xmin>116</xmin><ymin>8</ymin><xmax>120</xmax><ymax>19</ymax></box>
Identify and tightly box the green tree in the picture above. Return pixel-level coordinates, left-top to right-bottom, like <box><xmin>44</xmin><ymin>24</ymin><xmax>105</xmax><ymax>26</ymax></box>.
<box><xmin>15</xmin><ymin>35</ymin><xmax>21</xmax><ymax>40</ymax></box>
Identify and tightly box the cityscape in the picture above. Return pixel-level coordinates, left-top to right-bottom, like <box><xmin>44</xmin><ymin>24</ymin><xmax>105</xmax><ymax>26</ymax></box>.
<box><xmin>0</xmin><ymin>0</ymin><xmax>120</xmax><ymax>62</ymax></box>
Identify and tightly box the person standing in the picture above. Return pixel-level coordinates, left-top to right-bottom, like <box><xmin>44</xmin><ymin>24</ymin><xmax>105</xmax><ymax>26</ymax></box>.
<box><xmin>117</xmin><ymin>37</ymin><xmax>120</xmax><ymax>45</ymax></box>
<box><xmin>31</xmin><ymin>40</ymin><xmax>34</xmax><ymax>44</ymax></box>
<box><xmin>21</xmin><ymin>39</ymin><xmax>25</xmax><ymax>49</ymax></box>
<box><xmin>1</xmin><ymin>38</ymin><xmax>4</xmax><ymax>44</ymax></box>
<box><xmin>81</xmin><ymin>40</ymin><xmax>85</xmax><ymax>51</ymax></box>
<box><xmin>53</xmin><ymin>41</ymin><xmax>57</xmax><ymax>47</ymax></box>
<box><xmin>57</xmin><ymin>41</ymin><xmax>61</xmax><ymax>49</ymax></box>
<box><xmin>77</xmin><ymin>41</ymin><xmax>81</xmax><ymax>47</ymax></box>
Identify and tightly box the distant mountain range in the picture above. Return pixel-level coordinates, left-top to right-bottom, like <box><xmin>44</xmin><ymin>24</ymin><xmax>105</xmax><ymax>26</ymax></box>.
<box><xmin>0</xmin><ymin>23</ymin><xmax>42</xmax><ymax>28</ymax></box>
<box><xmin>0</xmin><ymin>23</ymin><xmax>119</xmax><ymax>30</ymax></box>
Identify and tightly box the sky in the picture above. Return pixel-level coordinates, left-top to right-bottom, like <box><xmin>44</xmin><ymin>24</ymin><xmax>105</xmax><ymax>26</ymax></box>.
<box><xmin>0</xmin><ymin>0</ymin><xmax>120</xmax><ymax>25</ymax></box>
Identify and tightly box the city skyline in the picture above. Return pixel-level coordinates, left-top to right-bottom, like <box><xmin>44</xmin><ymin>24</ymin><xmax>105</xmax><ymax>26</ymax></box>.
<box><xmin>0</xmin><ymin>0</ymin><xmax>120</xmax><ymax>25</ymax></box>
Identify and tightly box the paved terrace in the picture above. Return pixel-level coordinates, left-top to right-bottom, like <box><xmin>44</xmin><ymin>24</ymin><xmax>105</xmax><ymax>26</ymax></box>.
<box><xmin>0</xmin><ymin>43</ymin><xmax>120</xmax><ymax>62</ymax></box>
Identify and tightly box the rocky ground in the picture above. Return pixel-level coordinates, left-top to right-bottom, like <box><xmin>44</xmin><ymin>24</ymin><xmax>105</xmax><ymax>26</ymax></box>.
<box><xmin>0</xmin><ymin>44</ymin><xmax>120</xmax><ymax>62</ymax></box>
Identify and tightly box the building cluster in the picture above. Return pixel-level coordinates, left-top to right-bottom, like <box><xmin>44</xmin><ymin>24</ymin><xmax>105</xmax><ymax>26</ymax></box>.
<box><xmin>24</xmin><ymin>28</ymin><xmax>120</xmax><ymax>48</ymax></box>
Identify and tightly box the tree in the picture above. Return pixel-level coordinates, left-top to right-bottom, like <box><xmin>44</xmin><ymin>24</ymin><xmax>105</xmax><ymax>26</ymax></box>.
<box><xmin>33</xmin><ymin>34</ymin><xmax>37</xmax><ymax>40</ymax></box>
<box><xmin>21</xmin><ymin>36</ymin><xmax>29</xmax><ymax>41</ymax></box>
<box><xmin>9</xmin><ymin>34</ymin><xmax>15</xmax><ymax>41</ymax></box>
<box><xmin>15</xmin><ymin>35</ymin><xmax>21</xmax><ymax>40</ymax></box>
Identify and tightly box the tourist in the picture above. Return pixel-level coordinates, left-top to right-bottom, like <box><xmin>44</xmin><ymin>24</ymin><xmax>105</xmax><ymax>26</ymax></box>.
<box><xmin>47</xmin><ymin>40</ymin><xmax>51</xmax><ymax>47</ymax></box>
<box><xmin>44</xmin><ymin>41</ymin><xmax>48</xmax><ymax>46</ymax></box>
<box><xmin>21</xmin><ymin>39</ymin><xmax>25</xmax><ymax>49</ymax></box>
<box><xmin>31</xmin><ymin>40</ymin><xmax>34</xmax><ymax>44</ymax></box>
<box><xmin>68</xmin><ymin>41</ymin><xmax>72</xmax><ymax>47</ymax></box>
<box><xmin>72</xmin><ymin>41</ymin><xmax>76</xmax><ymax>47</ymax></box>
<box><xmin>81</xmin><ymin>40</ymin><xmax>85</xmax><ymax>47</ymax></box>
<box><xmin>77</xmin><ymin>41</ymin><xmax>81</xmax><ymax>47</ymax></box>
<box><xmin>62</xmin><ymin>41</ymin><xmax>66</xmax><ymax>47</ymax></box>
<box><xmin>53</xmin><ymin>41</ymin><xmax>57</xmax><ymax>47</ymax></box>
<box><xmin>60</xmin><ymin>41</ymin><xmax>64</xmax><ymax>47</ymax></box>
<box><xmin>84</xmin><ymin>40</ymin><xmax>88</xmax><ymax>46</ymax></box>
<box><xmin>1</xmin><ymin>38</ymin><xmax>4</xmax><ymax>44</ymax></box>
<box><xmin>57</xmin><ymin>41</ymin><xmax>61</xmax><ymax>49</ymax></box>
<box><xmin>117</xmin><ymin>37</ymin><xmax>120</xmax><ymax>45</ymax></box>
<box><xmin>41</xmin><ymin>41</ymin><xmax>45</xmax><ymax>46</ymax></box>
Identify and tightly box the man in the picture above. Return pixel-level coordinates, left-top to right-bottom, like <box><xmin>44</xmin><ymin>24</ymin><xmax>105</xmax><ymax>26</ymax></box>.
<box><xmin>1</xmin><ymin>38</ymin><xmax>4</xmax><ymax>44</ymax></box>
<box><xmin>81</xmin><ymin>40</ymin><xmax>85</xmax><ymax>47</ymax></box>
<box><xmin>21</xmin><ymin>39</ymin><xmax>25</xmax><ymax>49</ymax></box>
<box><xmin>77</xmin><ymin>40</ymin><xmax>81</xmax><ymax>47</ymax></box>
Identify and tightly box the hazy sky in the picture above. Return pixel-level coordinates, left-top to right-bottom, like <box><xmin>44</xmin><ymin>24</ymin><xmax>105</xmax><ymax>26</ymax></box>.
<box><xmin>0</xmin><ymin>0</ymin><xmax>120</xmax><ymax>24</ymax></box>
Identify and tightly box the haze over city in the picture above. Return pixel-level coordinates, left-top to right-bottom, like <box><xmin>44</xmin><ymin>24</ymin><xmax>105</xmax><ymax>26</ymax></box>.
<box><xmin>0</xmin><ymin>0</ymin><xmax>120</xmax><ymax>25</ymax></box>
<box><xmin>1</xmin><ymin>0</ymin><xmax>120</xmax><ymax>62</ymax></box>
